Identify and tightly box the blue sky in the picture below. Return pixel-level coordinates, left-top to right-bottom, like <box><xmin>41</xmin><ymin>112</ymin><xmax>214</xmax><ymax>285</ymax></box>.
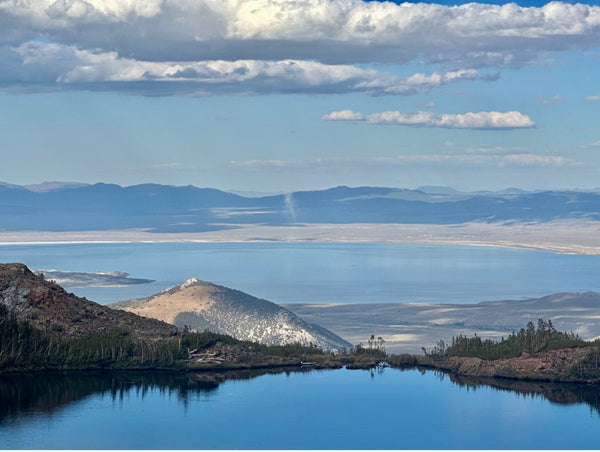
<box><xmin>1</xmin><ymin>0</ymin><xmax>600</xmax><ymax>192</ymax></box>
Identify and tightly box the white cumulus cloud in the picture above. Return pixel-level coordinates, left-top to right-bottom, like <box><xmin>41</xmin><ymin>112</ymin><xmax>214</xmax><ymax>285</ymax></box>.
<box><xmin>1</xmin><ymin>1</ymin><xmax>599</xmax><ymax>94</ymax></box>
<box><xmin>536</xmin><ymin>94</ymin><xmax>564</xmax><ymax>105</ymax></box>
<box><xmin>322</xmin><ymin>110</ymin><xmax>364</xmax><ymax>121</ymax></box>
<box><xmin>325</xmin><ymin>109</ymin><xmax>536</xmax><ymax>130</ymax></box>
<box><xmin>465</xmin><ymin>146</ymin><xmax>530</xmax><ymax>154</ymax></box>
<box><xmin>230</xmin><ymin>152</ymin><xmax>575</xmax><ymax>169</ymax></box>
<box><xmin>2</xmin><ymin>1</ymin><xmax>600</xmax><ymax>66</ymax></box>
<box><xmin>580</xmin><ymin>140</ymin><xmax>600</xmax><ymax>148</ymax></box>
<box><xmin>4</xmin><ymin>40</ymin><xmax>489</xmax><ymax>95</ymax></box>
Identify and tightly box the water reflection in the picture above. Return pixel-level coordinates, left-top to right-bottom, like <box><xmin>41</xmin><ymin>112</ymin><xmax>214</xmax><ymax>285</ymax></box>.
<box><xmin>3</xmin><ymin>367</ymin><xmax>600</xmax><ymax>425</ymax></box>
<box><xmin>435</xmin><ymin>370</ymin><xmax>600</xmax><ymax>415</ymax></box>
<box><xmin>345</xmin><ymin>364</ymin><xmax>600</xmax><ymax>417</ymax></box>
<box><xmin>0</xmin><ymin>368</ymin><xmax>311</xmax><ymax>424</ymax></box>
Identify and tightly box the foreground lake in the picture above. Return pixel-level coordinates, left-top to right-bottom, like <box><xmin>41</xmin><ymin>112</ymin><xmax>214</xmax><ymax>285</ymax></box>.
<box><xmin>1</xmin><ymin>367</ymin><xmax>599</xmax><ymax>449</ymax></box>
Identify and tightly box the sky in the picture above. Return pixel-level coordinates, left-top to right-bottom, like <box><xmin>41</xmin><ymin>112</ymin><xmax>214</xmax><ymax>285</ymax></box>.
<box><xmin>1</xmin><ymin>0</ymin><xmax>600</xmax><ymax>193</ymax></box>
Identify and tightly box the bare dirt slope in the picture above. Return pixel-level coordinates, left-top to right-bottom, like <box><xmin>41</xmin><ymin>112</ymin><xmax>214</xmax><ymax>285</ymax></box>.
<box><xmin>111</xmin><ymin>279</ymin><xmax>351</xmax><ymax>351</ymax></box>
<box><xmin>112</xmin><ymin>278</ymin><xmax>215</xmax><ymax>325</ymax></box>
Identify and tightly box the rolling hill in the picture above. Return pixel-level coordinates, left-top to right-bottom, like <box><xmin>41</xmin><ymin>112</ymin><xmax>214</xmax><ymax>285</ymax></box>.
<box><xmin>110</xmin><ymin>278</ymin><xmax>352</xmax><ymax>351</ymax></box>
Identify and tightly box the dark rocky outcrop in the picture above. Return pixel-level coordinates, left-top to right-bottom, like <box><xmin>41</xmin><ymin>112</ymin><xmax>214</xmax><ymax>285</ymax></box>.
<box><xmin>0</xmin><ymin>263</ymin><xmax>177</xmax><ymax>341</ymax></box>
<box><xmin>426</xmin><ymin>347</ymin><xmax>595</xmax><ymax>382</ymax></box>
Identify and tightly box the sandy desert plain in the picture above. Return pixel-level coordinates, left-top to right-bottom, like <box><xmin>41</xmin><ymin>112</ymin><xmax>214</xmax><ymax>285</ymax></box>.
<box><xmin>1</xmin><ymin>220</ymin><xmax>600</xmax><ymax>254</ymax></box>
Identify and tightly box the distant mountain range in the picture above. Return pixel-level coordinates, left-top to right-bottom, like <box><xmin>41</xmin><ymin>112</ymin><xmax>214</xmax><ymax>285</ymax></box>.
<box><xmin>110</xmin><ymin>278</ymin><xmax>351</xmax><ymax>351</ymax></box>
<box><xmin>2</xmin><ymin>181</ymin><xmax>600</xmax><ymax>232</ymax></box>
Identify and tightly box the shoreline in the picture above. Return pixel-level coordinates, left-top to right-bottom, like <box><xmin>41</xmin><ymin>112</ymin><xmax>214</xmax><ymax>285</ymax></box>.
<box><xmin>0</xmin><ymin>221</ymin><xmax>600</xmax><ymax>255</ymax></box>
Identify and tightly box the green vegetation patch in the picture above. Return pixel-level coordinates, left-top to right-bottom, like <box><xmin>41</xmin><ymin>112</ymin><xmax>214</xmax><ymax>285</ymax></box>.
<box><xmin>0</xmin><ymin>304</ymin><xmax>358</xmax><ymax>373</ymax></box>
<box><xmin>424</xmin><ymin>319</ymin><xmax>588</xmax><ymax>361</ymax></box>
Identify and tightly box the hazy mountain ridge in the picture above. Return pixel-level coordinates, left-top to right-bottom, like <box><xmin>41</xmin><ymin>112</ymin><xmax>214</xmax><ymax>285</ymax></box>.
<box><xmin>111</xmin><ymin>278</ymin><xmax>351</xmax><ymax>351</ymax></box>
<box><xmin>2</xmin><ymin>182</ymin><xmax>600</xmax><ymax>232</ymax></box>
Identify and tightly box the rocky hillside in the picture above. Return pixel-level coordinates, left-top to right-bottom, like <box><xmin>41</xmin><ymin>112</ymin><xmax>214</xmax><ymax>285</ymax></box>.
<box><xmin>432</xmin><ymin>348</ymin><xmax>594</xmax><ymax>382</ymax></box>
<box><xmin>0</xmin><ymin>263</ymin><xmax>177</xmax><ymax>340</ymax></box>
<box><xmin>110</xmin><ymin>278</ymin><xmax>352</xmax><ymax>351</ymax></box>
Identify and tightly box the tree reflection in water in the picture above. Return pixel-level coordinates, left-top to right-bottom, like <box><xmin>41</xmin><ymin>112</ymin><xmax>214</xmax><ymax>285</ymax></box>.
<box><xmin>442</xmin><ymin>371</ymin><xmax>600</xmax><ymax>415</ymax></box>
<box><xmin>0</xmin><ymin>368</ymin><xmax>312</xmax><ymax>423</ymax></box>
<box><xmin>2</xmin><ymin>367</ymin><xmax>600</xmax><ymax>424</ymax></box>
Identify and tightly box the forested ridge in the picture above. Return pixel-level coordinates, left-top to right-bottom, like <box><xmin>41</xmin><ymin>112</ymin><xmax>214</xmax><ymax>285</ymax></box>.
<box><xmin>0</xmin><ymin>263</ymin><xmax>386</xmax><ymax>374</ymax></box>
<box><xmin>424</xmin><ymin>319</ymin><xmax>588</xmax><ymax>361</ymax></box>
<box><xmin>409</xmin><ymin>319</ymin><xmax>600</xmax><ymax>382</ymax></box>
<box><xmin>0</xmin><ymin>303</ymin><xmax>346</xmax><ymax>372</ymax></box>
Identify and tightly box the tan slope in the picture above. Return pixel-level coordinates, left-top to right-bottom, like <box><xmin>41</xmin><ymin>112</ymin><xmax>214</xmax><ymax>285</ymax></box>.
<box><xmin>116</xmin><ymin>278</ymin><xmax>215</xmax><ymax>324</ymax></box>
<box><xmin>111</xmin><ymin>278</ymin><xmax>353</xmax><ymax>351</ymax></box>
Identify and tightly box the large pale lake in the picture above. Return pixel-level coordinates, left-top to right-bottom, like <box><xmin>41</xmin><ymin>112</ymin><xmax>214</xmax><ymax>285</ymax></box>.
<box><xmin>1</xmin><ymin>242</ymin><xmax>600</xmax><ymax>305</ymax></box>
<box><xmin>1</xmin><ymin>367</ymin><xmax>600</xmax><ymax>449</ymax></box>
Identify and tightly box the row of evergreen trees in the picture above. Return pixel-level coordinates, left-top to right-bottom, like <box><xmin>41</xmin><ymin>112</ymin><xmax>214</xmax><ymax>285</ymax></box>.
<box><xmin>0</xmin><ymin>304</ymin><xmax>50</xmax><ymax>369</ymax></box>
<box><xmin>424</xmin><ymin>319</ymin><xmax>587</xmax><ymax>361</ymax></box>
<box><xmin>0</xmin><ymin>304</ymin><xmax>332</xmax><ymax>372</ymax></box>
<box><xmin>0</xmin><ymin>300</ymin><xmax>192</xmax><ymax>371</ymax></box>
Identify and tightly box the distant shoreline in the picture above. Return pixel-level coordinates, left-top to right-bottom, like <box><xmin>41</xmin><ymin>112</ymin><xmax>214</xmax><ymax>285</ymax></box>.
<box><xmin>1</xmin><ymin>221</ymin><xmax>600</xmax><ymax>255</ymax></box>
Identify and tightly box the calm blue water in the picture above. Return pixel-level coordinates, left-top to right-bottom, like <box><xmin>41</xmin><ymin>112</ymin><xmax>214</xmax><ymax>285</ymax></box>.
<box><xmin>1</xmin><ymin>367</ymin><xmax>599</xmax><ymax>450</ymax></box>
<box><xmin>0</xmin><ymin>242</ymin><xmax>599</xmax><ymax>305</ymax></box>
